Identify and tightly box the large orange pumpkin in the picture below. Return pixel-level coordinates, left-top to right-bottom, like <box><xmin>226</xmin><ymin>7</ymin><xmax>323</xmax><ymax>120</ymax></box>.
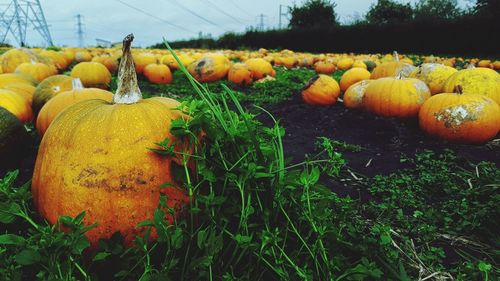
<box><xmin>32</xmin><ymin>34</ymin><xmax>190</xmax><ymax>248</ymax></box>
<box><xmin>1</xmin><ymin>83</ymin><xmax>36</xmax><ymax>105</ymax></box>
<box><xmin>36</xmin><ymin>79</ymin><xmax>113</xmax><ymax>136</ymax></box>
<box><xmin>70</xmin><ymin>62</ymin><xmax>112</xmax><ymax>89</ymax></box>
<box><xmin>370</xmin><ymin>52</ymin><xmax>416</xmax><ymax>79</ymax></box>
<box><xmin>419</xmin><ymin>89</ymin><xmax>500</xmax><ymax>144</ymax></box>
<box><xmin>363</xmin><ymin>76</ymin><xmax>431</xmax><ymax>118</ymax></box>
<box><xmin>0</xmin><ymin>73</ymin><xmax>38</xmax><ymax>88</ymax></box>
<box><xmin>302</xmin><ymin>75</ymin><xmax>340</xmax><ymax>106</ymax></box>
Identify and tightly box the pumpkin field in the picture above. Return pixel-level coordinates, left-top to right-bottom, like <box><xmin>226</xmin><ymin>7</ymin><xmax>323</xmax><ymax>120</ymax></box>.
<box><xmin>0</xmin><ymin>13</ymin><xmax>500</xmax><ymax>281</ymax></box>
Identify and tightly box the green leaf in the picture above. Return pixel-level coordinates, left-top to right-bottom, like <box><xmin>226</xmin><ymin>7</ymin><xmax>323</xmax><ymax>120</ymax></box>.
<box><xmin>197</xmin><ymin>229</ymin><xmax>207</xmax><ymax>249</ymax></box>
<box><xmin>15</xmin><ymin>249</ymin><xmax>41</xmax><ymax>265</ymax></box>
<box><xmin>93</xmin><ymin>252</ymin><xmax>112</xmax><ymax>262</ymax></box>
<box><xmin>0</xmin><ymin>202</ymin><xmax>21</xmax><ymax>224</ymax></box>
<box><xmin>233</xmin><ymin>234</ymin><xmax>252</xmax><ymax>244</ymax></box>
<box><xmin>0</xmin><ymin>234</ymin><xmax>25</xmax><ymax>245</ymax></box>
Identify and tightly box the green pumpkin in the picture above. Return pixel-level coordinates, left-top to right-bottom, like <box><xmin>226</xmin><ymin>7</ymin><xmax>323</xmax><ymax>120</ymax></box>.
<box><xmin>0</xmin><ymin>107</ymin><xmax>28</xmax><ymax>164</ymax></box>
<box><xmin>363</xmin><ymin>60</ymin><xmax>377</xmax><ymax>72</ymax></box>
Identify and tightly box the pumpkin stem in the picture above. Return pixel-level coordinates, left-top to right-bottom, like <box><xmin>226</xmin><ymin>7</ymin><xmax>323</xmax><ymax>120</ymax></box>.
<box><xmin>71</xmin><ymin>78</ymin><xmax>84</xmax><ymax>90</ymax></box>
<box><xmin>466</xmin><ymin>63</ymin><xmax>475</xmax><ymax>69</ymax></box>
<box><xmin>393</xmin><ymin>51</ymin><xmax>399</xmax><ymax>62</ymax></box>
<box><xmin>113</xmin><ymin>34</ymin><xmax>142</xmax><ymax>104</ymax></box>
<box><xmin>454</xmin><ymin>85</ymin><xmax>463</xmax><ymax>95</ymax></box>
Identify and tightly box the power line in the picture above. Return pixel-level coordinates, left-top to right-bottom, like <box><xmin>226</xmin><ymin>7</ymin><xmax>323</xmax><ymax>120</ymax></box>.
<box><xmin>227</xmin><ymin>0</ymin><xmax>253</xmax><ymax>18</ymax></box>
<box><xmin>202</xmin><ymin>0</ymin><xmax>249</xmax><ymax>25</ymax></box>
<box><xmin>114</xmin><ymin>0</ymin><xmax>196</xmax><ymax>34</ymax></box>
<box><xmin>164</xmin><ymin>0</ymin><xmax>223</xmax><ymax>29</ymax></box>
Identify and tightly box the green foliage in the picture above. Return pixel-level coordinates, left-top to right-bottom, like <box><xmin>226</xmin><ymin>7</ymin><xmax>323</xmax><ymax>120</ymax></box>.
<box><xmin>413</xmin><ymin>0</ymin><xmax>462</xmax><ymax>21</ymax></box>
<box><xmin>288</xmin><ymin>0</ymin><xmax>339</xmax><ymax>29</ymax></box>
<box><xmin>474</xmin><ymin>0</ymin><xmax>500</xmax><ymax>18</ymax></box>
<box><xmin>366</xmin><ymin>0</ymin><xmax>414</xmax><ymax>25</ymax></box>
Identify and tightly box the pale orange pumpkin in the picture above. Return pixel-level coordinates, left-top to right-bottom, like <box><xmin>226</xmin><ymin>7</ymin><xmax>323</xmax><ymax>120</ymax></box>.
<box><xmin>314</xmin><ymin>61</ymin><xmax>336</xmax><ymax>74</ymax></box>
<box><xmin>15</xmin><ymin>62</ymin><xmax>53</xmax><ymax>82</ymax></box>
<box><xmin>244</xmin><ymin>58</ymin><xmax>276</xmax><ymax>80</ymax></box>
<box><xmin>228</xmin><ymin>63</ymin><xmax>253</xmax><ymax>85</ymax></box>
<box><xmin>143</xmin><ymin>63</ymin><xmax>173</xmax><ymax>84</ymax></box>
<box><xmin>188</xmin><ymin>53</ymin><xmax>231</xmax><ymax>83</ymax></box>
<box><xmin>340</xmin><ymin>67</ymin><xmax>371</xmax><ymax>92</ymax></box>
<box><xmin>343</xmin><ymin>80</ymin><xmax>372</xmax><ymax>109</ymax></box>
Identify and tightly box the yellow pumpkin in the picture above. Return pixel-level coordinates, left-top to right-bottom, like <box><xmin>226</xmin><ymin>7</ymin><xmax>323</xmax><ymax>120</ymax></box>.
<box><xmin>91</xmin><ymin>56</ymin><xmax>119</xmax><ymax>73</ymax></box>
<box><xmin>1</xmin><ymin>83</ymin><xmax>36</xmax><ymax>105</ymax></box>
<box><xmin>0</xmin><ymin>90</ymin><xmax>33</xmax><ymax>123</ymax></box>
<box><xmin>15</xmin><ymin>62</ymin><xmax>53</xmax><ymax>82</ymax></box>
<box><xmin>363</xmin><ymin>77</ymin><xmax>431</xmax><ymax>118</ymax></box>
<box><xmin>443</xmin><ymin>67</ymin><xmax>500</xmax><ymax>105</ymax></box>
<box><xmin>36</xmin><ymin>79</ymin><xmax>113</xmax><ymax>136</ymax></box>
<box><xmin>40</xmin><ymin>50</ymin><xmax>69</xmax><ymax>71</ymax></box>
<box><xmin>337</xmin><ymin>57</ymin><xmax>354</xmax><ymax>70</ymax></box>
<box><xmin>419</xmin><ymin>90</ymin><xmax>500</xmax><ymax>144</ymax></box>
<box><xmin>371</xmin><ymin>52</ymin><xmax>416</xmax><ymax>79</ymax></box>
<box><xmin>409</xmin><ymin>63</ymin><xmax>458</xmax><ymax>95</ymax></box>
<box><xmin>302</xmin><ymin>75</ymin><xmax>340</xmax><ymax>106</ymax></box>
<box><xmin>32</xmin><ymin>35</ymin><xmax>190</xmax><ymax>248</ymax></box>
<box><xmin>245</xmin><ymin>58</ymin><xmax>275</xmax><ymax>80</ymax></box>
<box><xmin>32</xmin><ymin>75</ymin><xmax>74</xmax><ymax>114</ymax></box>
<box><xmin>74</xmin><ymin>51</ymin><xmax>92</xmax><ymax>62</ymax></box>
<box><xmin>70</xmin><ymin>62</ymin><xmax>112</xmax><ymax>89</ymax></box>
<box><xmin>0</xmin><ymin>73</ymin><xmax>38</xmax><ymax>88</ymax></box>
<box><xmin>314</xmin><ymin>61</ymin><xmax>336</xmax><ymax>74</ymax></box>
<box><xmin>133</xmin><ymin>52</ymin><xmax>157</xmax><ymax>74</ymax></box>
<box><xmin>188</xmin><ymin>53</ymin><xmax>231</xmax><ymax>83</ymax></box>
<box><xmin>340</xmin><ymin>67</ymin><xmax>371</xmax><ymax>92</ymax></box>
<box><xmin>228</xmin><ymin>63</ymin><xmax>253</xmax><ymax>85</ymax></box>
<box><xmin>143</xmin><ymin>63</ymin><xmax>173</xmax><ymax>84</ymax></box>
<box><xmin>343</xmin><ymin>80</ymin><xmax>372</xmax><ymax>109</ymax></box>
<box><xmin>0</xmin><ymin>48</ymin><xmax>53</xmax><ymax>73</ymax></box>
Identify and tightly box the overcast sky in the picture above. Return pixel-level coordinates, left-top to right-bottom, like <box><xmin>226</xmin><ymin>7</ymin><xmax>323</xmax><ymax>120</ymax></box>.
<box><xmin>6</xmin><ymin>0</ymin><xmax>471</xmax><ymax>47</ymax></box>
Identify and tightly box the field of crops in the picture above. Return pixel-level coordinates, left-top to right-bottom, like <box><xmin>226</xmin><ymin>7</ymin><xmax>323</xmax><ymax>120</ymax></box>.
<box><xmin>0</xmin><ymin>35</ymin><xmax>499</xmax><ymax>280</ymax></box>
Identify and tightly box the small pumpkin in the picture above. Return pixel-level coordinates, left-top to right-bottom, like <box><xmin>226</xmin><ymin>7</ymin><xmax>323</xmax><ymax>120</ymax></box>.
<box><xmin>133</xmin><ymin>52</ymin><xmax>157</xmax><ymax>74</ymax></box>
<box><xmin>32</xmin><ymin>34</ymin><xmax>190</xmax><ymax>248</ymax></box>
<box><xmin>36</xmin><ymin>79</ymin><xmax>113</xmax><ymax>136</ymax></box>
<box><xmin>363</xmin><ymin>76</ymin><xmax>431</xmax><ymax>118</ymax></box>
<box><xmin>409</xmin><ymin>63</ymin><xmax>458</xmax><ymax>95</ymax></box>
<box><xmin>188</xmin><ymin>53</ymin><xmax>230</xmax><ymax>83</ymax></box>
<box><xmin>343</xmin><ymin>80</ymin><xmax>372</xmax><ymax>109</ymax></box>
<box><xmin>419</xmin><ymin>87</ymin><xmax>500</xmax><ymax>144</ymax></box>
<box><xmin>228</xmin><ymin>63</ymin><xmax>253</xmax><ymax>85</ymax></box>
<box><xmin>32</xmin><ymin>75</ymin><xmax>74</xmax><ymax>114</ymax></box>
<box><xmin>91</xmin><ymin>56</ymin><xmax>119</xmax><ymax>73</ymax></box>
<box><xmin>70</xmin><ymin>62</ymin><xmax>112</xmax><ymax>89</ymax></box>
<box><xmin>143</xmin><ymin>63</ymin><xmax>173</xmax><ymax>84</ymax></box>
<box><xmin>339</xmin><ymin>67</ymin><xmax>371</xmax><ymax>92</ymax></box>
<box><xmin>0</xmin><ymin>90</ymin><xmax>33</xmax><ymax>123</ymax></box>
<box><xmin>442</xmin><ymin>67</ymin><xmax>500</xmax><ymax>105</ymax></box>
<box><xmin>314</xmin><ymin>61</ymin><xmax>336</xmax><ymax>74</ymax></box>
<box><xmin>302</xmin><ymin>74</ymin><xmax>340</xmax><ymax>106</ymax></box>
<box><xmin>74</xmin><ymin>51</ymin><xmax>92</xmax><ymax>62</ymax></box>
<box><xmin>244</xmin><ymin>58</ymin><xmax>276</xmax><ymax>80</ymax></box>
<box><xmin>337</xmin><ymin>57</ymin><xmax>354</xmax><ymax>70</ymax></box>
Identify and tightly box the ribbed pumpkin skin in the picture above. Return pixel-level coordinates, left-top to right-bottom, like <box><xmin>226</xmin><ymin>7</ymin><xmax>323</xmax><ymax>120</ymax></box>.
<box><xmin>2</xmin><ymin>83</ymin><xmax>36</xmax><ymax>105</ymax></box>
<box><xmin>409</xmin><ymin>63</ymin><xmax>458</xmax><ymax>95</ymax></box>
<box><xmin>370</xmin><ymin>61</ymin><xmax>416</xmax><ymax>79</ymax></box>
<box><xmin>36</xmin><ymin>88</ymin><xmax>113</xmax><ymax>136</ymax></box>
<box><xmin>0</xmin><ymin>48</ymin><xmax>52</xmax><ymax>73</ymax></box>
<box><xmin>228</xmin><ymin>63</ymin><xmax>253</xmax><ymax>85</ymax></box>
<box><xmin>32</xmin><ymin>97</ymin><xmax>190</xmax><ymax>247</ymax></box>
<box><xmin>188</xmin><ymin>54</ymin><xmax>231</xmax><ymax>83</ymax></box>
<box><xmin>32</xmin><ymin>75</ymin><xmax>74</xmax><ymax>114</ymax></box>
<box><xmin>0</xmin><ymin>90</ymin><xmax>33</xmax><ymax>123</ymax></box>
<box><xmin>363</xmin><ymin>77</ymin><xmax>431</xmax><ymax>118</ymax></box>
<box><xmin>143</xmin><ymin>64</ymin><xmax>173</xmax><ymax>84</ymax></box>
<box><xmin>343</xmin><ymin>80</ymin><xmax>372</xmax><ymax>109</ymax></box>
<box><xmin>419</xmin><ymin>93</ymin><xmax>500</xmax><ymax>144</ymax></box>
<box><xmin>442</xmin><ymin>68</ymin><xmax>500</xmax><ymax>105</ymax></box>
<box><xmin>302</xmin><ymin>75</ymin><xmax>340</xmax><ymax>106</ymax></box>
<box><xmin>244</xmin><ymin>58</ymin><xmax>275</xmax><ymax>80</ymax></box>
<box><xmin>0</xmin><ymin>73</ymin><xmax>38</xmax><ymax>87</ymax></box>
<box><xmin>15</xmin><ymin>62</ymin><xmax>53</xmax><ymax>82</ymax></box>
<box><xmin>70</xmin><ymin>62</ymin><xmax>112</xmax><ymax>89</ymax></box>
<box><xmin>340</xmin><ymin>67</ymin><xmax>371</xmax><ymax>92</ymax></box>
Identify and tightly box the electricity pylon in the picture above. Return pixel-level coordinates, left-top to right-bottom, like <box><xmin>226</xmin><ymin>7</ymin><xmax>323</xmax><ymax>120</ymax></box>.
<box><xmin>0</xmin><ymin>0</ymin><xmax>53</xmax><ymax>46</ymax></box>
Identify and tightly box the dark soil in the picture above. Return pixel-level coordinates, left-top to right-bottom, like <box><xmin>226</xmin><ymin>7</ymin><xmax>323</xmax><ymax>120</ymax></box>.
<box><xmin>258</xmin><ymin>93</ymin><xmax>500</xmax><ymax>179</ymax></box>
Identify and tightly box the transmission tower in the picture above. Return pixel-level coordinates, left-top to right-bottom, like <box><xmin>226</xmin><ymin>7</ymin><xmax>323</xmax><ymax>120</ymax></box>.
<box><xmin>0</xmin><ymin>0</ymin><xmax>53</xmax><ymax>46</ymax></box>
<box><xmin>256</xmin><ymin>14</ymin><xmax>267</xmax><ymax>31</ymax></box>
<box><xmin>75</xmin><ymin>14</ymin><xmax>84</xmax><ymax>47</ymax></box>
<box><xmin>278</xmin><ymin>5</ymin><xmax>290</xmax><ymax>29</ymax></box>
